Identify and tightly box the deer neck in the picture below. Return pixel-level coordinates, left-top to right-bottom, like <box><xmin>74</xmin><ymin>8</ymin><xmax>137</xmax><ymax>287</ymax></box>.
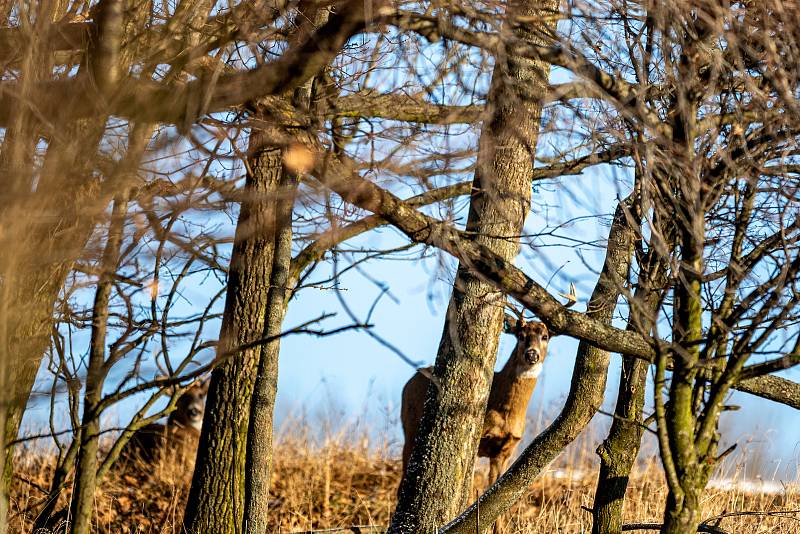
<box><xmin>491</xmin><ymin>352</ymin><xmax>540</xmax><ymax>416</ymax></box>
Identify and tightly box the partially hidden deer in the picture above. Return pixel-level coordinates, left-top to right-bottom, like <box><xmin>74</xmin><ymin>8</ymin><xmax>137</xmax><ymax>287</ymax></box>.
<box><xmin>119</xmin><ymin>381</ymin><xmax>209</xmax><ymax>467</ymax></box>
<box><xmin>400</xmin><ymin>288</ymin><xmax>575</xmax><ymax>500</ymax></box>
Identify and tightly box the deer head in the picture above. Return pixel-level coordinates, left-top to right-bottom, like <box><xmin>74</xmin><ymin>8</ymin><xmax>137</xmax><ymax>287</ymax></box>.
<box><xmin>502</xmin><ymin>284</ymin><xmax>576</xmax><ymax>378</ymax></box>
<box><xmin>502</xmin><ymin>316</ymin><xmax>550</xmax><ymax>378</ymax></box>
<box><xmin>168</xmin><ymin>381</ymin><xmax>209</xmax><ymax>431</ymax></box>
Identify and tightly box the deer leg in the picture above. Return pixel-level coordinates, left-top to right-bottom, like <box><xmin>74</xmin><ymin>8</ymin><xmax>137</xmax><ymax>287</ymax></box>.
<box><xmin>487</xmin><ymin>455</ymin><xmax>504</xmax><ymax>487</ymax></box>
<box><xmin>488</xmin><ymin>454</ymin><xmax>510</xmax><ymax>534</ymax></box>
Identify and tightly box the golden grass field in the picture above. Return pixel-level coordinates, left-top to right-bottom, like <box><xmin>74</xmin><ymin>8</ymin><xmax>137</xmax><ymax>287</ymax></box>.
<box><xmin>9</xmin><ymin>415</ymin><xmax>799</xmax><ymax>533</ymax></box>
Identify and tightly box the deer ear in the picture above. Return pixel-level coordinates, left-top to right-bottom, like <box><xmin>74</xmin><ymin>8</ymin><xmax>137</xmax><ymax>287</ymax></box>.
<box><xmin>503</xmin><ymin>314</ymin><xmax>519</xmax><ymax>334</ymax></box>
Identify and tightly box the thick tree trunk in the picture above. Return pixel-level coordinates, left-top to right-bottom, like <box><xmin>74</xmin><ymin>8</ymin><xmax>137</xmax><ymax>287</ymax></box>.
<box><xmin>0</xmin><ymin>121</ymin><xmax>107</xmax><ymax>522</ymax></box>
<box><xmin>0</xmin><ymin>7</ymin><xmax>58</xmax><ymax>525</ymax></box>
<box><xmin>187</xmin><ymin>5</ymin><xmax>327</xmax><ymax>528</ymax></box>
<box><xmin>390</xmin><ymin>2</ymin><xmax>557</xmax><ymax>531</ymax></box>
<box><xmin>660</xmin><ymin>230</ymin><xmax>706</xmax><ymax>534</ymax></box>
<box><xmin>70</xmin><ymin>196</ymin><xmax>128</xmax><ymax>534</ymax></box>
<box><xmin>183</xmin><ymin>132</ymin><xmax>283</xmax><ymax>534</ymax></box>
<box><xmin>662</xmin><ymin>487</ymin><xmax>703</xmax><ymax>534</ymax></box>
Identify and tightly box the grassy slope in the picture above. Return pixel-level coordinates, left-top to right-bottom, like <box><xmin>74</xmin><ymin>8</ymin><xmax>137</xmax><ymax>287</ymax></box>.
<box><xmin>9</xmin><ymin>419</ymin><xmax>799</xmax><ymax>533</ymax></box>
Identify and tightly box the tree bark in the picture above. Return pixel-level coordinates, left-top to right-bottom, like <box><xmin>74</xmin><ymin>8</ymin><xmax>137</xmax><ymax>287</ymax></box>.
<box><xmin>70</xmin><ymin>196</ymin><xmax>128</xmax><ymax>534</ymax></box>
<box><xmin>390</xmin><ymin>2</ymin><xmax>558</xmax><ymax>531</ymax></box>
<box><xmin>243</xmin><ymin>173</ymin><xmax>296</xmax><ymax>533</ymax></box>
<box><xmin>183</xmin><ymin>132</ymin><xmax>283</xmax><ymax>534</ymax></box>
<box><xmin>592</xmin><ymin>274</ymin><xmax>663</xmax><ymax>533</ymax></box>
<box><xmin>0</xmin><ymin>4</ymin><xmax>155</xmax><ymax>526</ymax></box>
<box><xmin>442</xmin><ymin>196</ymin><xmax>636</xmax><ymax>534</ymax></box>
<box><xmin>592</xmin><ymin>356</ymin><xmax>649</xmax><ymax>534</ymax></box>
<box><xmin>592</xmin><ymin>225</ymin><xmax>668</xmax><ymax>534</ymax></box>
<box><xmin>0</xmin><ymin>118</ymin><xmax>109</xmax><ymax>523</ymax></box>
<box><xmin>735</xmin><ymin>375</ymin><xmax>800</xmax><ymax>409</ymax></box>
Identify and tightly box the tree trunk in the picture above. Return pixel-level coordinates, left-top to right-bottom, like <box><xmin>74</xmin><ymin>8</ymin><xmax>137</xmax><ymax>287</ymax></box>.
<box><xmin>390</xmin><ymin>2</ymin><xmax>557</xmax><ymax>531</ymax></box>
<box><xmin>0</xmin><ymin>120</ymin><xmax>108</xmax><ymax>523</ymax></box>
<box><xmin>662</xmin><ymin>485</ymin><xmax>703</xmax><ymax>534</ymax></box>
<box><xmin>592</xmin><ymin>255</ymin><xmax>667</xmax><ymax>534</ymax></box>
<box><xmin>183</xmin><ymin>132</ymin><xmax>283</xmax><ymax>534</ymax></box>
<box><xmin>442</xmin><ymin>196</ymin><xmax>635</xmax><ymax>534</ymax></box>
<box><xmin>243</xmin><ymin>173</ymin><xmax>296</xmax><ymax>533</ymax></box>
<box><xmin>70</xmin><ymin>196</ymin><xmax>128</xmax><ymax>534</ymax></box>
<box><xmin>658</xmin><ymin>64</ymin><xmax>705</xmax><ymax>531</ymax></box>
<box><xmin>592</xmin><ymin>356</ymin><xmax>648</xmax><ymax>534</ymax></box>
<box><xmin>0</xmin><ymin>6</ymin><xmax>58</xmax><ymax>524</ymax></box>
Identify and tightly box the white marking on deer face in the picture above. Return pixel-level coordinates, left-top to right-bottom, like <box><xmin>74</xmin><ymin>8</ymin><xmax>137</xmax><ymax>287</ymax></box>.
<box><xmin>518</xmin><ymin>362</ymin><xmax>544</xmax><ymax>379</ymax></box>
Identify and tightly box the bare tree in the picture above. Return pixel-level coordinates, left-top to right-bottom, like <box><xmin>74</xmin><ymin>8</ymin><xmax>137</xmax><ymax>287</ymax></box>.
<box><xmin>1</xmin><ymin>1</ymin><xmax>799</xmax><ymax>534</ymax></box>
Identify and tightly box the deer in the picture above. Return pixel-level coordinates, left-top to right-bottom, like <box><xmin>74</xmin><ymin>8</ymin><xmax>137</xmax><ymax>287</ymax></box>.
<box><xmin>400</xmin><ymin>287</ymin><xmax>576</xmax><ymax>524</ymax></box>
<box><xmin>119</xmin><ymin>381</ymin><xmax>209</xmax><ymax>467</ymax></box>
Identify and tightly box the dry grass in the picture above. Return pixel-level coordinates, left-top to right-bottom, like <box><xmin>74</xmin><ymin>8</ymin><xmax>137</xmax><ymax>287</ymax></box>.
<box><xmin>9</xmin><ymin>416</ymin><xmax>799</xmax><ymax>533</ymax></box>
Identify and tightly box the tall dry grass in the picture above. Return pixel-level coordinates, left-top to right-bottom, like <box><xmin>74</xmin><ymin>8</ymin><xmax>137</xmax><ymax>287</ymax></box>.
<box><xmin>9</xmin><ymin>413</ymin><xmax>799</xmax><ymax>533</ymax></box>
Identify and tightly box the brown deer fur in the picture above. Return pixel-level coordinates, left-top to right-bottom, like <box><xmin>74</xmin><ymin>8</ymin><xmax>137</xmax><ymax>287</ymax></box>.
<box><xmin>119</xmin><ymin>382</ymin><xmax>208</xmax><ymax>466</ymax></box>
<box><xmin>400</xmin><ymin>316</ymin><xmax>550</xmax><ymax>488</ymax></box>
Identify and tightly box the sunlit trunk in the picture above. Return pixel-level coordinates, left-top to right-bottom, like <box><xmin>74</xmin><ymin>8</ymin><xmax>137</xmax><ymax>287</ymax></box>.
<box><xmin>391</xmin><ymin>2</ymin><xmax>558</xmax><ymax>531</ymax></box>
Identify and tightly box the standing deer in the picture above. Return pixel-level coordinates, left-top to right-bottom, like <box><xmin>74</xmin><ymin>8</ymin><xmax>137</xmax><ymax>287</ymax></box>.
<box><xmin>400</xmin><ymin>289</ymin><xmax>575</xmax><ymax>524</ymax></box>
<box><xmin>401</xmin><ymin>315</ymin><xmax>550</xmax><ymax>484</ymax></box>
<box><xmin>119</xmin><ymin>381</ymin><xmax>209</xmax><ymax>466</ymax></box>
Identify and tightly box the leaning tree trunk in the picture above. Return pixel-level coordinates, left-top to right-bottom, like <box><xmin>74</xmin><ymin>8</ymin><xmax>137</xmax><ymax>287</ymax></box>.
<box><xmin>442</xmin><ymin>195</ymin><xmax>636</xmax><ymax>534</ymax></box>
<box><xmin>183</xmin><ymin>131</ymin><xmax>284</xmax><ymax>534</ymax></box>
<box><xmin>390</xmin><ymin>2</ymin><xmax>558</xmax><ymax>531</ymax></box>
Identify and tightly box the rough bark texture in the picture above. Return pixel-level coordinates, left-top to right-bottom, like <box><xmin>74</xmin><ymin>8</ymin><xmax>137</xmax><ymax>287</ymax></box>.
<box><xmin>0</xmin><ymin>7</ymin><xmax>58</xmax><ymax>519</ymax></box>
<box><xmin>0</xmin><ymin>4</ymin><xmax>154</xmax><ymax>523</ymax></box>
<box><xmin>442</xmin><ymin>197</ymin><xmax>635</xmax><ymax>534</ymax></box>
<box><xmin>390</xmin><ymin>2</ymin><xmax>557</xmax><ymax>531</ymax></box>
<box><xmin>592</xmin><ymin>257</ymin><xmax>666</xmax><ymax>534</ymax></box>
<box><xmin>70</xmin><ymin>197</ymin><xmax>128</xmax><ymax>534</ymax></box>
<box><xmin>182</xmin><ymin>135</ymin><xmax>283</xmax><ymax>534</ymax></box>
<box><xmin>660</xmin><ymin>84</ymin><xmax>707</xmax><ymax>531</ymax></box>
<box><xmin>735</xmin><ymin>375</ymin><xmax>800</xmax><ymax>409</ymax></box>
<box><xmin>0</xmin><ymin>119</ymin><xmax>107</xmax><ymax>514</ymax></box>
<box><xmin>244</xmin><ymin>173</ymin><xmax>296</xmax><ymax>533</ymax></box>
<box><xmin>592</xmin><ymin>356</ymin><xmax>649</xmax><ymax>534</ymax></box>
<box><xmin>242</xmin><ymin>7</ymin><xmax>326</xmax><ymax>528</ymax></box>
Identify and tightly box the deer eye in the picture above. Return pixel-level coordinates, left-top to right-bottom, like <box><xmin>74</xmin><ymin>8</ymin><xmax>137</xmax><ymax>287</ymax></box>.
<box><xmin>542</xmin><ymin>334</ymin><xmax>549</xmax><ymax>341</ymax></box>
